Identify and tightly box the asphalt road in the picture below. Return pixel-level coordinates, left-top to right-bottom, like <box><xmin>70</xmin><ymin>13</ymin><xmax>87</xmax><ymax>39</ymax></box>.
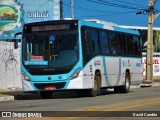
<box><xmin>0</xmin><ymin>86</ymin><xmax>160</xmax><ymax>120</ymax></box>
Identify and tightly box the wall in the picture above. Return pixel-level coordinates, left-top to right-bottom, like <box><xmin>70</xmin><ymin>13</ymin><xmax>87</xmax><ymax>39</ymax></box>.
<box><xmin>0</xmin><ymin>41</ymin><xmax>22</xmax><ymax>90</ymax></box>
<box><xmin>0</xmin><ymin>0</ymin><xmax>60</xmax><ymax>90</ymax></box>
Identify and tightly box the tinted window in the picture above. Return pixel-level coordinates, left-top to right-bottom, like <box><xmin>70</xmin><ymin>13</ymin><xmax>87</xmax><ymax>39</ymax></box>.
<box><xmin>82</xmin><ymin>29</ymin><xmax>93</xmax><ymax>65</ymax></box>
<box><xmin>23</xmin><ymin>32</ymin><xmax>79</xmax><ymax>68</ymax></box>
<box><xmin>117</xmin><ymin>34</ymin><xmax>127</xmax><ymax>55</ymax></box>
<box><xmin>90</xmin><ymin>30</ymin><xmax>100</xmax><ymax>55</ymax></box>
<box><xmin>126</xmin><ymin>35</ymin><xmax>134</xmax><ymax>55</ymax></box>
<box><xmin>109</xmin><ymin>32</ymin><xmax>118</xmax><ymax>55</ymax></box>
<box><xmin>133</xmin><ymin>36</ymin><xmax>141</xmax><ymax>55</ymax></box>
<box><xmin>99</xmin><ymin>31</ymin><xmax>110</xmax><ymax>54</ymax></box>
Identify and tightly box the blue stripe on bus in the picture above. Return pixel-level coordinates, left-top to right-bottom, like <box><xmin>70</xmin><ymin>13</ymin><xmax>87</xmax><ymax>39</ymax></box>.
<box><xmin>103</xmin><ymin>57</ymin><xmax>109</xmax><ymax>86</ymax></box>
<box><xmin>25</xmin><ymin>61</ymin><xmax>48</xmax><ymax>65</ymax></box>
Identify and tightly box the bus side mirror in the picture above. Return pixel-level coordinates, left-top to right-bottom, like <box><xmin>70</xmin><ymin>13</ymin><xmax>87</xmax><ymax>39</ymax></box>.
<box><xmin>14</xmin><ymin>32</ymin><xmax>22</xmax><ymax>39</ymax></box>
<box><xmin>14</xmin><ymin>32</ymin><xmax>22</xmax><ymax>49</ymax></box>
<box><xmin>14</xmin><ymin>41</ymin><xmax>18</xmax><ymax>49</ymax></box>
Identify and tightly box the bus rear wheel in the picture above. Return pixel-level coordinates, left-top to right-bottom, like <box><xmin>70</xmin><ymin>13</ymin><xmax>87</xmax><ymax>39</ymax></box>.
<box><xmin>121</xmin><ymin>72</ymin><xmax>130</xmax><ymax>93</ymax></box>
<box><xmin>40</xmin><ymin>91</ymin><xmax>53</xmax><ymax>99</ymax></box>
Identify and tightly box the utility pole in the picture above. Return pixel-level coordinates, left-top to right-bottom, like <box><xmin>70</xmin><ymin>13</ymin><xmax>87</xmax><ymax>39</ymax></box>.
<box><xmin>144</xmin><ymin>0</ymin><xmax>154</xmax><ymax>84</ymax></box>
<box><xmin>60</xmin><ymin>0</ymin><xmax>63</xmax><ymax>20</ymax></box>
<box><xmin>70</xmin><ymin>0</ymin><xmax>74</xmax><ymax>19</ymax></box>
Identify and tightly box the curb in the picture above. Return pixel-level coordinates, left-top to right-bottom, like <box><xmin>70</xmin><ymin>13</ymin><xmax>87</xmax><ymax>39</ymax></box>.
<box><xmin>131</xmin><ymin>82</ymin><xmax>160</xmax><ymax>89</ymax></box>
<box><xmin>0</xmin><ymin>95</ymin><xmax>14</xmax><ymax>102</ymax></box>
<box><xmin>0</xmin><ymin>90</ymin><xmax>40</xmax><ymax>102</ymax></box>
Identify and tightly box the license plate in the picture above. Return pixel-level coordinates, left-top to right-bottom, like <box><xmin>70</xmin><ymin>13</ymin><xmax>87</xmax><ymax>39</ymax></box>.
<box><xmin>45</xmin><ymin>86</ymin><xmax>56</xmax><ymax>90</ymax></box>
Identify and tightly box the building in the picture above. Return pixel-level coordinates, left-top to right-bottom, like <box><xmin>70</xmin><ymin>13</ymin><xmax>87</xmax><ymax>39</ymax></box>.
<box><xmin>0</xmin><ymin>0</ymin><xmax>60</xmax><ymax>90</ymax></box>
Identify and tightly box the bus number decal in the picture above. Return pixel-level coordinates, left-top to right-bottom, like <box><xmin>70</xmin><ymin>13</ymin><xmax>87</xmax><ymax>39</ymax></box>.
<box><xmin>94</xmin><ymin>61</ymin><xmax>101</xmax><ymax>66</ymax></box>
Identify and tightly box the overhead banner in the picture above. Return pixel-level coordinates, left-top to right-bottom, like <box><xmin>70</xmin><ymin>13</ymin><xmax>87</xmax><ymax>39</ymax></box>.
<box><xmin>0</xmin><ymin>0</ymin><xmax>60</xmax><ymax>39</ymax></box>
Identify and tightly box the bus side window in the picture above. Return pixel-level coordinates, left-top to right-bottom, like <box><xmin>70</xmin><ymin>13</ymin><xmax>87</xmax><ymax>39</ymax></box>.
<box><xmin>81</xmin><ymin>29</ymin><xmax>93</xmax><ymax>65</ymax></box>
<box><xmin>89</xmin><ymin>30</ymin><xmax>100</xmax><ymax>55</ymax></box>
<box><xmin>99</xmin><ymin>30</ymin><xmax>110</xmax><ymax>55</ymax></box>
<box><xmin>118</xmin><ymin>34</ymin><xmax>126</xmax><ymax>55</ymax></box>
<box><xmin>133</xmin><ymin>36</ymin><xmax>141</xmax><ymax>55</ymax></box>
<box><xmin>109</xmin><ymin>32</ymin><xmax>118</xmax><ymax>55</ymax></box>
<box><xmin>126</xmin><ymin>35</ymin><xmax>134</xmax><ymax>55</ymax></box>
<box><xmin>82</xmin><ymin>30</ymin><xmax>92</xmax><ymax>54</ymax></box>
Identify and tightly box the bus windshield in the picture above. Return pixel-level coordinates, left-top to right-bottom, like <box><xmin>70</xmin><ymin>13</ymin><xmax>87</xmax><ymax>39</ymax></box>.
<box><xmin>22</xmin><ymin>31</ymin><xmax>79</xmax><ymax>75</ymax></box>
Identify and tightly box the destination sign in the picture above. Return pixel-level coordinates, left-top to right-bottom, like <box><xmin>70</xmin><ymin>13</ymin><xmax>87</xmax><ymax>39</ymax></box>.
<box><xmin>32</xmin><ymin>24</ymin><xmax>70</xmax><ymax>32</ymax></box>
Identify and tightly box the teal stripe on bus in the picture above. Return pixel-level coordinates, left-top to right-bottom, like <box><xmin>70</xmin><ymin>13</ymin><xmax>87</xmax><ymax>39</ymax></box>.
<box><xmin>103</xmin><ymin>57</ymin><xmax>109</xmax><ymax>86</ymax></box>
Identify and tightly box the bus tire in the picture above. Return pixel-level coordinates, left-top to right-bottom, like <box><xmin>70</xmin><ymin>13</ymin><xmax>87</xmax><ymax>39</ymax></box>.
<box><xmin>40</xmin><ymin>91</ymin><xmax>53</xmax><ymax>99</ymax></box>
<box><xmin>88</xmin><ymin>75</ymin><xmax>101</xmax><ymax>97</ymax></box>
<box><xmin>121</xmin><ymin>72</ymin><xmax>130</xmax><ymax>93</ymax></box>
<box><xmin>97</xmin><ymin>75</ymin><xmax>101</xmax><ymax>96</ymax></box>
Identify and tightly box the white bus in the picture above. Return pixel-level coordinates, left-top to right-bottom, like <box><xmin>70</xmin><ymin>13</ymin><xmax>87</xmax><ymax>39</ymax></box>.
<box><xmin>20</xmin><ymin>20</ymin><xmax>143</xmax><ymax>98</ymax></box>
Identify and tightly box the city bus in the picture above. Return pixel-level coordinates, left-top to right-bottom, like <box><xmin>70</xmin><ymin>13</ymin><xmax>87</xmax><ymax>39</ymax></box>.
<box><xmin>21</xmin><ymin>20</ymin><xmax>143</xmax><ymax>98</ymax></box>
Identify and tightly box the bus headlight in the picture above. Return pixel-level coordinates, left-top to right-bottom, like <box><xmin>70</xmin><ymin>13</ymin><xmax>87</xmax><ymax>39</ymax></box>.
<box><xmin>22</xmin><ymin>72</ymin><xmax>30</xmax><ymax>81</ymax></box>
<box><xmin>70</xmin><ymin>68</ymin><xmax>81</xmax><ymax>80</ymax></box>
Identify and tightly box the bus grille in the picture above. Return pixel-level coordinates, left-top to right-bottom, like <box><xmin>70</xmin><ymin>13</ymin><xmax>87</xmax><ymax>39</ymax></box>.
<box><xmin>34</xmin><ymin>82</ymin><xmax>66</xmax><ymax>90</ymax></box>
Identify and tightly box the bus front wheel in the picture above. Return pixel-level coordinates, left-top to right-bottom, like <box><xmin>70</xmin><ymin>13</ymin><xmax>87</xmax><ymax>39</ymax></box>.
<box><xmin>88</xmin><ymin>75</ymin><xmax>101</xmax><ymax>97</ymax></box>
<box><xmin>40</xmin><ymin>91</ymin><xmax>53</xmax><ymax>99</ymax></box>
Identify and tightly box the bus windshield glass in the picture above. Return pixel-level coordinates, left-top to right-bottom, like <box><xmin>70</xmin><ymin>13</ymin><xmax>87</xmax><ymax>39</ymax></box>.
<box><xmin>22</xmin><ymin>31</ymin><xmax>79</xmax><ymax>75</ymax></box>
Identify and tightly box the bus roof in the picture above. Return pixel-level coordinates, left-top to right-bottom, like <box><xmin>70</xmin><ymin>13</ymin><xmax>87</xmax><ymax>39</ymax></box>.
<box><xmin>24</xmin><ymin>20</ymin><xmax>78</xmax><ymax>26</ymax></box>
<box><xmin>24</xmin><ymin>20</ymin><xmax>140</xmax><ymax>36</ymax></box>
<box><xmin>119</xmin><ymin>25</ymin><xmax>160</xmax><ymax>30</ymax></box>
<box><xmin>79</xmin><ymin>20</ymin><xmax>140</xmax><ymax>36</ymax></box>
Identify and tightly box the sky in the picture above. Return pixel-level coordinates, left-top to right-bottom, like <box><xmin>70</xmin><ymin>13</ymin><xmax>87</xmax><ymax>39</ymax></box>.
<box><xmin>62</xmin><ymin>0</ymin><xmax>160</xmax><ymax>27</ymax></box>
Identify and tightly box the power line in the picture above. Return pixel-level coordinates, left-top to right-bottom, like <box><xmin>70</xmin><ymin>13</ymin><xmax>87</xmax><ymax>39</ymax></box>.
<box><xmin>154</xmin><ymin>0</ymin><xmax>158</xmax><ymax>4</ymax></box>
<box><xmin>63</xmin><ymin>3</ymin><xmax>136</xmax><ymax>14</ymax></box>
<box><xmin>63</xmin><ymin>0</ymin><xmax>143</xmax><ymax>19</ymax></box>
<box><xmin>63</xmin><ymin>2</ymin><xmax>139</xmax><ymax>19</ymax></box>
<box><xmin>76</xmin><ymin>11</ymin><xmax>137</xmax><ymax>18</ymax></box>
<box><xmin>153</xmin><ymin>0</ymin><xmax>160</xmax><ymax>12</ymax></box>
<box><xmin>113</xmin><ymin>0</ymin><xmax>147</xmax><ymax>8</ymax></box>
<box><xmin>87</xmin><ymin>0</ymin><xmax>146</xmax><ymax>11</ymax></box>
<box><xmin>154</xmin><ymin>8</ymin><xmax>160</xmax><ymax>13</ymax></box>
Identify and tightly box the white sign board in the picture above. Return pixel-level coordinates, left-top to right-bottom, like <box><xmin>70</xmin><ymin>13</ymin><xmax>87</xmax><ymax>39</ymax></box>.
<box><xmin>143</xmin><ymin>57</ymin><xmax>160</xmax><ymax>79</ymax></box>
